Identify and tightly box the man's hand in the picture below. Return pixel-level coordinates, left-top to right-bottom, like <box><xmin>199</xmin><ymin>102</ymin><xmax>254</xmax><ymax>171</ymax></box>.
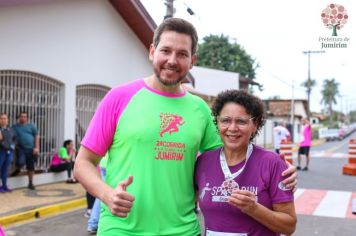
<box><xmin>107</xmin><ymin>176</ymin><xmax>135</xmax><ymax>217</ymax></box>
<box><xmin>282</xmin><ymin>163</ymin><xmax>297</xmax><ymax>192</ymax></box>
<box><xmin>33</xmin><ymin>147</ymin><xmax>39</xmax><ymax>156</ymax></box>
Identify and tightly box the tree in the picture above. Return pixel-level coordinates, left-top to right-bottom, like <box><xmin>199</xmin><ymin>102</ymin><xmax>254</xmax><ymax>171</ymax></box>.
<box><xmin>321</xmin><ymin>4</ymin><xmax>348</xmax><ymax>36</ymax></box>
<box><xmin>320</xmin><ymin>78</ymin><xmax>339</xmax><ymax>124</ymax></box>
<box><xmin>349</xmin><ymin>110</ymin><xmax>356</xmax><ymax>123</ymax></box>
<box><xmin>301</xmin><ymin>79</ymin><xmax>316</xmax><ymax>118</ymax></box>
<box><xmin>196</xmin><ymin>34</ymin><xmax>261</xmax><ymax>90</ymax></box>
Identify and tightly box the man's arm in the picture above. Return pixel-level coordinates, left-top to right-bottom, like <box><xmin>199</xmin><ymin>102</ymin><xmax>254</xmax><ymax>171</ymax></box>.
<box><xmin>74</xmin><ymin>146</ymin><xmax>135</xmax><ymax>217</ymax></box>
<box><xmin>282</xmin><ymin>163</ymin><xmax>297</xmax><ymax>192</ymax></box>
<box><xmin>33</xmin><ymin>134</ymin><xmax>40</xmax><ymax>155</ymax></box>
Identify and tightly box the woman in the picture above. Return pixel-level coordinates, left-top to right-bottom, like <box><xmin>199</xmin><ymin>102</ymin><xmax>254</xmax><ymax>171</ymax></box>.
<box><xmin>195</xmin><ymin>90</ymin><xmax>297</xmax><ymax>236</ymax></box>
<box><xmin>0</xmin><ymin>113</ymin><xmax>16</xmax><ymax>193</ymax></box>
<box><xmin>50</xmin><ymin>140</ymin><xmax>76</xmax><ymax>183</ymax></box>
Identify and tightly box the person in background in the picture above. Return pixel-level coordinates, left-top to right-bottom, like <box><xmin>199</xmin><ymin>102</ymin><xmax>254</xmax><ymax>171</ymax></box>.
<box><xmin>87</xmin><ymin>153</ymin><xmax>108</xmax><ymax>234</ymax></box>
<box><xmin>195</xmin><ymin>90</ymin><xmax>297</xmax><ymax>235</ymax></box>
<box><xmin>297</xmin><ymin>117</ymin><xmax>312</xmax><ymax>171</ymax></box>
<box><xmin>0</xmin><ymin>113</ymin><xmax>17</xmax><ymax>193</ymax></box>
<box><xmin>273</xmin><ymin>120</ymin><xmax>291</xmax><ymax>154</ymax></box>
<box><xmin>50</xmin><ymin>139</ymin><xmax>76</xmax><ymax>183</ymax></box>
<box><xmin>0</xmin><ymin>224</ymin><xmax>5</xmax><ymax>236</ymax></box>
<box><xmin>74</xmin><ymin>18</ymin><xmax>297</xmax><ymax>236</ymax></box>
<box><xmin>11</xmin><ymin>111</ymin><xmax>39</xmax><ymax>190</ymax></box>
<box><xmin>84</xmin><ymin>192</ymin><xmax>96</xmax><ymax>218</ymax></box>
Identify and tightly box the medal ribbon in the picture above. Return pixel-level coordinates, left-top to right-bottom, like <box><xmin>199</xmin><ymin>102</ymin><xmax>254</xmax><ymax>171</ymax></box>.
<box><xmin>220</xmin><ymin>143</ymin><xmax>253</xmax><ymax>180</ymax></box>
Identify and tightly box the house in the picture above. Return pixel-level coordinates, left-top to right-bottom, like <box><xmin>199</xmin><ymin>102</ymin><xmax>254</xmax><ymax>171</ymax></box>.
<box><xmin>310</xmin><ymin>112</ymin><xmax>325</xmax><ymax>125</ymax></box>
<box><xmin>264</xmin><ymin>99</ymin><xmax>308</xmax><ymax>142</ymax></box>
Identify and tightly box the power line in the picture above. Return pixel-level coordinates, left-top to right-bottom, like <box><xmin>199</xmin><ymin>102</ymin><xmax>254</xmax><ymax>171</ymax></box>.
<box><xmin>258</xmin><ymin>67</ymin><xmax>305</xmax><ymax>93</ymax></box>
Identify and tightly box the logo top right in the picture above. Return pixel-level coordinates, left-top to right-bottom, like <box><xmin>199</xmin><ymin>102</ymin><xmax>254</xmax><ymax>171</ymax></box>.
<box><xmin>321</xmin><ymin>4</ymin><xmax>348</xmax><ymax>36</ymax></box>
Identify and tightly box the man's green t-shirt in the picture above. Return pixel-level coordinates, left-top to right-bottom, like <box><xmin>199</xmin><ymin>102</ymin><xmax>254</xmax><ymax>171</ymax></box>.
<box><xmin>82</xmin><ymin>80</ymin><xmax>221</xmax><ymax>236</ymax></box>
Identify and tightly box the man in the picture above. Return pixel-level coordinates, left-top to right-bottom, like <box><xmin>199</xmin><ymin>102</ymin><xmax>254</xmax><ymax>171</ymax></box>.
<box><xmin>0</xmin><ymin>113</ymin><xmax>17</xmax><ymax>192</ymax></box>
<box><xmin>11</xmin><ymin>111</ymin><xmax>40</xmax><ymax>190</ymax></box>
<box><xmin>74</xmin><ymin>18</ymin><xmax>297</xmax><ymax>235</ymax></box>
<box><xmin>273</xmin><ymin>120</ymin><xmax>291</xmax><ymax>154</ymax></box>
<box><xmin>297</xmin><ymin>117</ymin><xmax>312</xmax><ymax>171</ymax></box>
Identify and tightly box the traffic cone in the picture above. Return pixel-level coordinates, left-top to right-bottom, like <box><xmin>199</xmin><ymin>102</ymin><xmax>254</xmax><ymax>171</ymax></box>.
<box><xmin>343</xmin><ymin>139</ymin><xmax>356</xmax><ymax>176</ymax></box>
<box><xmin>280</xmin><ymin>140</ymin><xmax>293</xmax><ymax>164</ymax></box>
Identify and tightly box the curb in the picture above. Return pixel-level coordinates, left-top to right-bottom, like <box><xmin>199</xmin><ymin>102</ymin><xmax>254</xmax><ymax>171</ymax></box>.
<box><xmin>0</xmin><ymin>197</ymin><xmax>86</xmax><ymax>228</ymax></box>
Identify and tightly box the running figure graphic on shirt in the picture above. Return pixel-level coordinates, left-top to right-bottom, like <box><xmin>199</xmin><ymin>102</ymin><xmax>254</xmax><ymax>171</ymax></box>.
<box><xmin>159</xmin><ymin>113</ymin><xmax>185</xmax><ymax>137</ymax></box>
<box><xmin>199</xmin><ymin>183</ymin><xmax>212</xmax><ymax>200</ymax></box>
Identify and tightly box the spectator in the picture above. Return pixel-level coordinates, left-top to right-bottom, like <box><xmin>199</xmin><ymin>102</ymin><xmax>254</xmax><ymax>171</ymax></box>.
<box><xmin>87</xmin><ymin>153</ymin><xmax>108</xmax><ymax>234</ymax></box>
<box><xmin>273</xmin><ymin>121</ymin><xmax>291</xmax><ymax>154</ymax></box>
<box><xmin>50</xmin><ymin>139</ymin><xmax>76</xmax><ymax>183</ymax></box>
<box><xmin>11</xmin><ymin>111</ymin><xmax>40</xmax><ymax>190</ymax></box>
<box><xmin>84</xmin><ymin>192</ymin><xmax>95</xmax><ymax>218</ymax></box>
<box><xmin>0</xmin><ymin>113</ymin><xmax>17</xmax><ymax>193</ymax></box>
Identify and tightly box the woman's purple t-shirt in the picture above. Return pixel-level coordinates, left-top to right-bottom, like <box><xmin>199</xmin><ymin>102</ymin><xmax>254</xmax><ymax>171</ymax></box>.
<box><xmin>195</xmin><ymin>145</ymin><xmax>294</xmax><ymax>236</ymax></box>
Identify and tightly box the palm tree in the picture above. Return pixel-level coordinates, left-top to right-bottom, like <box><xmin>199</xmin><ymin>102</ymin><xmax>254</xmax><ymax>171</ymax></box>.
<box><xmin>320</xmin><ymin>78</ymin><xmax>339</xmax><ymax>124</ymax></box>
<box><xmin>301</xmin><ymin>79</ymin><xmax>316</xmax><ymax>117</ymax></box>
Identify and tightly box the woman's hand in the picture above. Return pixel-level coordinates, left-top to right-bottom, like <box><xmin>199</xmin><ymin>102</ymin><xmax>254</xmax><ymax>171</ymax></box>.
<box><xmin>228</xmin><ymin>189</ymin><xmax>258</xmax><ymax>215</ymax></box>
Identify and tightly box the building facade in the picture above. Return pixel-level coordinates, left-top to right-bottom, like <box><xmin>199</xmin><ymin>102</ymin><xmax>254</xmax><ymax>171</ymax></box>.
<box><xmin>0</xmin><ymin>0</ymin><xmax>155</xmax><ymax>170</ymax></box>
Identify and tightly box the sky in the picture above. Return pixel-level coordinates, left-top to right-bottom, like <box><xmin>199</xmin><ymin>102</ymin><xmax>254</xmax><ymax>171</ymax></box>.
<box><xmin>140</xmin><ymin>0</ymin><xmax>355</xmax><ymax>114</ymax></box>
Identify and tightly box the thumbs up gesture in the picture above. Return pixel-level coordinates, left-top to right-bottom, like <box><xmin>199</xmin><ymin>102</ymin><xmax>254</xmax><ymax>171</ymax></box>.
<box><xmin>108</xmin><ymin>176</ymin><xmax>135</xmax><ymax>217</ymax></box>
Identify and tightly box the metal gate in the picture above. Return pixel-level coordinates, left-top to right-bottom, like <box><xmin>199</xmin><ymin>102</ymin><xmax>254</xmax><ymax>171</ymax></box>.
<box><xmin>75</xmin><ymin>84</ymin><xmax>110</xmax><ymax>150</ymax></box>
<box><xmin>0</xmin><ymin>70</ymin><xmax>64</xmax><ymax>171</ymax></box>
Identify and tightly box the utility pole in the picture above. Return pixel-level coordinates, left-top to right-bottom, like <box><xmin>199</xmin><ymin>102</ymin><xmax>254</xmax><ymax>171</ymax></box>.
<box><xmin>302</xmin><ymin>50</ymin><xmax>325</xmax><ymax>118</ymax></box>
<box><xmin>290</xmin><ymin>80</ymin><xmax>295</xmax><ymax>141</ymax></box>
<box><xmin>164</xmin><ymin>0</ymin><xmax>174</xmax><ymax>19</ymax></box>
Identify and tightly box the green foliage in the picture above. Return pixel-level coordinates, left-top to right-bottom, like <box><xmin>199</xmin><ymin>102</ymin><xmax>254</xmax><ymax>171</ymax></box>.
<box><xmin>320</xmin><ymin>78</ymin><xmax>339</xmax><ymax>123</ymax></box>
<box><xmin>196</xmin><ymin>34</ymin><xmax>256</xmax><ymax>80</ymax></box>
<box><xmin>301</xmin><ymin>79</ymin><xmax>317</xmax><ymax>117</ymax></box>
<box><xmin>301</xmin><ymin>79</ymin><xmax>316</xmax><ymax>92</ymax></box>
<box><xmin>312</xmin><ymin>127</ymin><xmax>320</xmax><ymax>139</ymax></box>
<box><xmin>349</xmin><ymin>110</ymin><xmax>356</xmax><ymax>123</ymax></box>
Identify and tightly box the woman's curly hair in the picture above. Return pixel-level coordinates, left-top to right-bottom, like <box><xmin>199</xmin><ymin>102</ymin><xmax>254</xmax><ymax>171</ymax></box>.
<box><xmin>211</xmin><ymin>89</ymin><xmax>266</xmax><ymax>141</ymax></box>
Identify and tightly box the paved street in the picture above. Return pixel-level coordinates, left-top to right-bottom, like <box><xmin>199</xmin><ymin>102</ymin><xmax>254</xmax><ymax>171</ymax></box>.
<box><xmin>4</xmin><ymin>134</ymin><xmax>356</xmax><ymax>236</ymax></box>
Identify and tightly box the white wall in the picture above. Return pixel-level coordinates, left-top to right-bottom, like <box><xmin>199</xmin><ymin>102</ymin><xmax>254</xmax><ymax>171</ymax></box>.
<box><xmin>0</xmin><ymin>0</ymin><xmax>153</xmax><ymax>140</ymax></box>
<box><xmin>295</xmin><ymin>102</ymin><xmax>307</xmax><ymax>118</ymax></box>
<box><xmin>255</xmin><ymin>119</ymin><xmax>274</xmax><ymax>148</ymax></box>
<box><xmin>190</xmin><ymin>66</ymin><xmax>239</xmax><ymax>96</ymax></box>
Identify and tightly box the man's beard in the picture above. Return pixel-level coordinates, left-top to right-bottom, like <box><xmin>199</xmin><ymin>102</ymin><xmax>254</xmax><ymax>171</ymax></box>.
<box><xmin>156</xmin><ymin>75</ymin><xmax>185</xmax><ymax>86</ymax></box>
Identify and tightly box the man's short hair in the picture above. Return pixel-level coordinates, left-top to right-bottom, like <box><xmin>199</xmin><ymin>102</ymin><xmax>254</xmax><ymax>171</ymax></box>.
<box><xmin>153</xmin><ymin>17</ymin><xmax>198</xmax><ymax>55</ymax></box>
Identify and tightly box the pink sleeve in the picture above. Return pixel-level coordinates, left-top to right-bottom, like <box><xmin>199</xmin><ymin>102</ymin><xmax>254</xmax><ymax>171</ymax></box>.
<box><xmin>81</xmin><ymin>80</ymin><xmax>144</xmax><ymax>156</ymax></box>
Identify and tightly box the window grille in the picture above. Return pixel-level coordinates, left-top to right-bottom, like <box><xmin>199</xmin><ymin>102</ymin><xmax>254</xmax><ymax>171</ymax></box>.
<box><xmin>75</xmin><ymin>84</ymin><xmax>110</xmax><ymax>150</ymax></box>
<box><xmin>0</xmin><ymin>70</ymin><xmax>64</xmax><ymax>171</ymax></box>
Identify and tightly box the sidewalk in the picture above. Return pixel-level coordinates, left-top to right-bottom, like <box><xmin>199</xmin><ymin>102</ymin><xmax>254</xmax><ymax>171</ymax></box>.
<box><xmin>0</xmin><ymin>181</ymin><xmax>86</xmax><ymax>228</ymax></box>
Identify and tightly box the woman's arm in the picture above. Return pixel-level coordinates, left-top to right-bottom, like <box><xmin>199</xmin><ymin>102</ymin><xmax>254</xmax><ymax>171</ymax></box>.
<box><xmin>228</xmin><ymin>189</ymin><xmax>297</xmax><ymax>235</ymax></box>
